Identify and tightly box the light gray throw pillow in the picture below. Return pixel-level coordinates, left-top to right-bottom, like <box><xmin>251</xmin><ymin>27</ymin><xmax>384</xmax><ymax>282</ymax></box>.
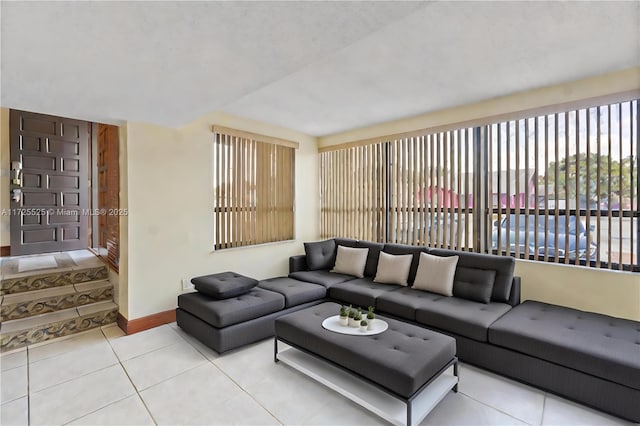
<box><xmin>412</xmin><ymin>252</ymin><xmax>459</xmax><ymax>296</ymax></box>
<box><xmin>331</xmin><ymin>246</ymin><xmax>369</xmax><ymax>278</ymax></box>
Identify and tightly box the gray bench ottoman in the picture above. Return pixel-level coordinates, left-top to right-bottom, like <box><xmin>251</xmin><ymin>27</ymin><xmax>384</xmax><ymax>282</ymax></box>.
<box><xmin>274</xmin><ymin>302</ymin><xmax>458</xmax><ymax>425</ymax></box>
<box><xmin>488</xmin><ymin>300</ymin><xmax>640</xmax><ymax>422</ymax></box>
<box><xmin>177</xmin><ymin>273</ymin><xmax>326</xmax><ymax>353</ymax></box>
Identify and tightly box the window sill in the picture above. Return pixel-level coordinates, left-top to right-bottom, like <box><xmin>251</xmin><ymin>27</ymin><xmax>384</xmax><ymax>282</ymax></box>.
<box><xmin>210</xmin><ymin>239</ymin><xmax>296</xmax><ymax>254</ymax></box>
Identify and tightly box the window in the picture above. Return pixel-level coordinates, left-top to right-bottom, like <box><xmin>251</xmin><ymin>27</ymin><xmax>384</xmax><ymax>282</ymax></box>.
<box><xmin>213</xmin><ymin>126</ymin><xmax>296</xmax><ymax>250</ymax></box>
<box><xmin>320</xmin><ymin>128</ymin><xmax>476</xmax><ymax>251</ymax></box>
<box><xmin>320</xmin><ymin>97</ymin><xmax>639</xmax><ymax>271</ymax></box>
<box><xmin>489</xmin><ymin>101</ymin><xmax>638</xmax><ymax>270</ymax></box>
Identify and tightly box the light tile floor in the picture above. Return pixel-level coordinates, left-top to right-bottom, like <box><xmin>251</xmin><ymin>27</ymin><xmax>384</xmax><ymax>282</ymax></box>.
<box><xmin>0</xmin><ymin>323</ymin><xmax>634</xmax><ymax>426</ymax></box>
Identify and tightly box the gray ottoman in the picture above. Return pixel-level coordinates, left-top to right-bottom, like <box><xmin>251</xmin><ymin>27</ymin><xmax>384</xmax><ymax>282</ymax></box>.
<box><xmin>178</xmin><ymin>288</ymin><xmax>285</xmax><ymax>328</ymax></box>
<box><xmin>177</xmin><ymin>272</ymin><xmax>326</xmax><ymax>354</ymax></box>
<box><xmin>488</xmin><ymin>300</ymin><xmax>640</xmax><ymax>422</ymax></box>
<box><xmin>274</xmin><ymin>302</ymin><xmax>458</xmax><ymax>425</ymax></box>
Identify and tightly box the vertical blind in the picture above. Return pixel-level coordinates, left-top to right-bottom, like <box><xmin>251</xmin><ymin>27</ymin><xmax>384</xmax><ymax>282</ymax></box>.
<box><xmin>319</xmin><ymin>98</ymin><xmax>639</xmax><ymax>271</ymax></box>
<box><xmin>320</xmin><ymin>128</ymin><xmax>476</xmax><ymax>250</ymax></box>
<box><xmin>213</xmin><ymin>128</ymin><xmax>295</xmax><ymax>250</ymax></box>
<box><xmin>320</xmin><ymin>144</ymin><xmax>387</xmax><ymax>242</ymax></box>
<box><xmin>490</xmin><ymin>100</ymin><xmax>638</xmax><ymax>269</ymax></box>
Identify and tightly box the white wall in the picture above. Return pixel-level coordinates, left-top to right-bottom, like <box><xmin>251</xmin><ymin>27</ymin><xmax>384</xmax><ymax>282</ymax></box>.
<box><xmin>516</xmin><ymin>259</ymin><xmax>640</xmax><ymax>321</ymax></box>
<box><xmin>123</xmin><ymin>112</ymin><xmax>318</xmax><ymax>320</ymax></box>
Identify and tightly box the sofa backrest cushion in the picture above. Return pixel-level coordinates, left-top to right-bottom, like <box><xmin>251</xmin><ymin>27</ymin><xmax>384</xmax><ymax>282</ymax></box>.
<box><xmin>430</xmin><ymin>248</ymin><xmax>515</xmax><ymax>303</ymax></box>
<box><xmin>331</xmin><ymin>245</ymin><xmax>369</xmax><ymax>278</ymax></box>
<box><xmin>382</xmin><ymin>244</ymin><xmax>430</xmax><ymax>284</ymax></box>
<box><xmin>355</xmin><ymin>240</ymin><xmax>385</xmax><ymax>278</ymax></box>
<box><xmin>452</xmin><ymin>267</ymin><xmax>496</xmax><ymax>304</ymax></box>
<box><xmin>334</xmin><ymin>238</ymin><xmax>358</xmax><ymax>248</ymax></box>
<box><xmin>304</xmin><ymin>239</ymin><xmax>336</xmax><ymax>270</ymax></box>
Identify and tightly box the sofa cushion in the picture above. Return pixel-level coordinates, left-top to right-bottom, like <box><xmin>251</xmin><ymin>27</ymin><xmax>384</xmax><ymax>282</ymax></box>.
<box><xmin>288</xmin><ymin>271</ymin><xmax>355</xmax><ymax>288</ymax></box>
<box><xmin>453</xmin><ymin>267</ymin><xmax>496</xmax><ymax>304</ymax></box>
<box><xmin>258</xmin><ymin>277</ymin><xmax>326</xmax><ymax>308</ymax></box>
<box><xmin>329</xmin><ymin>278</ymin><xmax>399</xmax><ymax>308</ymax></box>
<box><xmin>382</xmin><ymin>244</ymin><xmax>430</xmax><ymax>285</ymax></box>
<box><xmin>489</xmin><ymin>301</ymin><xmax>640</xmax><ymax>391</ymax></box>
<box><xmin>331</xmin><ymin>246</ymin><xmax>369</xmax><ymax>278</ymax></box>
<box><xmin>191</xmin><ymin>272</ymin><xmax>258</xmax><ymax>299</ymax></box>
<box><xmin>412</xmin><ymin>252</ymin><xmax>458</xmax><ymax>296</ymax></box>
<box><xmin>177</xmin><ymin>288</ymin><xmax>284</xmax><ymax>328</ymax></box>
<box><xmin>356</xmin><ymin>240</ymin><xmax>385</xmax><ymax>278</ymax></box>
<box><xmin>376</xmin><ymin>286</ymin><xmax>446</xmax><ymax>321</ymax></box>
<box><xmin>304</xmin><ymin>239</ymin><xmax>336</xmax><ymax>270</ymax></box>
<box><xmin>415</xmin><ymin>297</ymin><xmax>512</xmax><ymax>342</ymax></box>
<box><xmin>374</xmin><ymin>252</ymin><xmax>413</xmax><ymax>286</ymax></box>
<box><xmin>431</xmin><ymin>248</ymin><xmax>515</xmax><ymax>303</ymax></box>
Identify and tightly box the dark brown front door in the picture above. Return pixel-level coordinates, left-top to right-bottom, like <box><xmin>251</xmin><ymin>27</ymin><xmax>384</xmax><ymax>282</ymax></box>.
<box><xmin>10</xmin><ymin>110</ymin><xmax>89</xmax><ymax>255</ymax></box>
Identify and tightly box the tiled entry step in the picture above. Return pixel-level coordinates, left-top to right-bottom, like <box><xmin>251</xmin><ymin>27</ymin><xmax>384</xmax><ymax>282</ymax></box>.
<box><xmin>1</xmin><ymin>280</ymin><xmax>113</xmax><ymax>321</ymax></box>
<box><xmin>0</xmin><ymin>251</ymin><xmax>118</xmax><ymax>352</ymax></box>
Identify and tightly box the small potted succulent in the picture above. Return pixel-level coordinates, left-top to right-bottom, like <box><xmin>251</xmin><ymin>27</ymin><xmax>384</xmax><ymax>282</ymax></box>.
<box><xmin>339</xmin><ymin>305</ymin><xmax>348</xmax><ymax>326</ymax></box>
<box><xmin>353</xmin><ymin>309</ymin><xmax>362</xmax><ymax>328</ymax></box>
<box><xmin>359</xmin><ymin>319</ymin><xmax>368</xmax><ymax>332</ymax></box>
<box><xmin>367</xmin><ymin>306</ymin><xmax>375</xmax><ymax>330</ymax></box>
<box><xmin>348</xmin><ymin>306</ymin><xmax>358</xmax><ymax>327</ymax></box>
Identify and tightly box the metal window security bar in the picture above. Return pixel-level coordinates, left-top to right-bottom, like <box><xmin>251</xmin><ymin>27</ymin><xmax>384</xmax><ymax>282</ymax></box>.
<box><xmin>489</xmin><ymin>100</ymin><xmax>638</xmax><ymax>271</ymax></box>
<box><xmin>319</xmin><ymin>98</ymin><xmax>639</xmax><ymax>271</ymax></box>
<box><xmin>213</xmin><ymin>127</ymin><xmax>296</xmax><ymax>250</ymax></box>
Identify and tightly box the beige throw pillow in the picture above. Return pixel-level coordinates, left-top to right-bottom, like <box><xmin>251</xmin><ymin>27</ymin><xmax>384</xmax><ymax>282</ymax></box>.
<box><xmin>373</xmin><ymin>252</ymin><xmax>413</xmax><ymax>286</ymax></box>
<box><xmin>412</xmin><ymin>252</ymin><xmax>459</xmax><ymax>296</ymax></box>
<box><xmin>331</xmin><ymin>246</ymin><xmax>369</xmax><ymax>278</ymax></box>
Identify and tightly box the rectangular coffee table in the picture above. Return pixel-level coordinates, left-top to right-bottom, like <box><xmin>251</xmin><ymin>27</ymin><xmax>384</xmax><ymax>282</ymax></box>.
<box><xmin>274</xmin><ymin>302</ymin><xmax>458</xmax><ymax>426</ymax></box>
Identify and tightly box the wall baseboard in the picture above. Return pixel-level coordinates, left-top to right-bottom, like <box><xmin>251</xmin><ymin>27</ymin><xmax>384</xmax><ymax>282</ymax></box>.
<box><xmin>1</xmin><ymin>246</ymin><xmax>10</xmax><ymax>257</ymax></box>
<box><xmin>116</xmin><ymin>309</ymin><xmax>176</xmax><ymax>335</ymax></box>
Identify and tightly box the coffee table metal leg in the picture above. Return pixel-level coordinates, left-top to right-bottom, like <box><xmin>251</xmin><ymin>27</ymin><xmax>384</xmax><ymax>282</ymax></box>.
<box><xmin>274</xmin><ymin>337</ymin><xmax>279</xmax><ymax>363</ymax></box>
<box><xmin>453</xmin><ymin>360</ymin><xmax>459</xmax><ymax>392</ymax></box>
<box><xmin>406</xmin><ymin>399</ymin><xmax>412</xmax><ymax>426</ymax></box>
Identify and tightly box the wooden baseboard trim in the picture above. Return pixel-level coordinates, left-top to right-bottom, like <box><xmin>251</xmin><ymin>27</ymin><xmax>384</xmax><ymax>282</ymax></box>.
<box><xmin>117</xmin><ymin>309</ymin><xmax>176</xmax><ymax>335</ymax></box>
<box><xmin>1</xmin><ymin>246</ymin><xmax>10</xmax><ymax>257</ymax></box>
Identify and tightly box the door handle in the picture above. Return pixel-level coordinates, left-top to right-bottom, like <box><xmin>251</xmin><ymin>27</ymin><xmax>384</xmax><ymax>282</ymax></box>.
<box><xmin>11</xmin><ymin>160</ymin><xmax>22</xmax><ymax>186</ymax></box>
<box><xmin>12</xmin><ymin>188</ymin><xmax>22</xmax><ymax>203</ymax></box>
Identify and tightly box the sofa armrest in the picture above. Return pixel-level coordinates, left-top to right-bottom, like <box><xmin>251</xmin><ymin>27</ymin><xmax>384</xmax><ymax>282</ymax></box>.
<box><xmin>508</xmin><ymin>276</ymin><xmax>521</xmax><ymax>306</ymax></box>
<box><xmin>289</xmin><ymin>255</ymin><xmax>309</xmax><ymax>273</ymax></box>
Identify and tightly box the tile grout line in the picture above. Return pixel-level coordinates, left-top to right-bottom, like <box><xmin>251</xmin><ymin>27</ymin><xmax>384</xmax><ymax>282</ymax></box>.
<box><xmin>459</xmin><ymin>364</ymin><xmax>544</xmax><ymax>425</ymax></box>
<box><xmin>99</xmin><ymin>326</ymin><xmax>159</xmax><ymax>426</ymax></box>
<box><xmin>210</xmin><ymin>357</ymin><xmax>285</xmax><ymax>426</ymax></box>
<box><xmin>115</xmin><ymin>339</ymin><xmax>187</xmax><ymax>364</ymax></box>
<box><xmin>108</xmin><ymin>325</ymin><xmax>188</xmax><ymax>364</ymax></box>
<box><xmin>28</xmin><ymin>327</ymin><xmax>141</xmax><ymax>426</ymax></box>
<box><xmin>459</xmin><ymin>391</ymin><xmax>538</xmax><ymax>426</ymax></box>
<box><xmin>24</xmin><ymin>337</ymin><xmax>118</xmax><ymax>394</ymax></box>
<box><xmin>58</xmin><ymin>327</ymin><xmax>159</xmax><ymax>425</ymax></box>
<box><xmin>29</xmin><ymin>363</ymin><xmax>119</xmax><ymax>399</ymax></box>
<box><xmin>27</xmin><ymin>347</ymin><xmax>31</xmax><ymax>426</ymax></box>
<box><xmin>0</xmin><ymin>361</ymin><xmax>29</xmax><ymax>406</ymax></box>
<box><xmin>60</xmin><ymin>394</ymin><xmax>134</xmax><ymax>426</ymax></box>
<box><xmin>175</xmin><ymin>332</ymin><xmax>285</xmax><ymax>426</ymax></box>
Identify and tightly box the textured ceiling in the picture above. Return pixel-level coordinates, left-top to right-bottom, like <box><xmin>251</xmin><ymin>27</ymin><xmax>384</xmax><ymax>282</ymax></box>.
<box><xmin>1</xmin><ymin>1</ymin><xmax>639</xmax><ymax>135</ymax></box>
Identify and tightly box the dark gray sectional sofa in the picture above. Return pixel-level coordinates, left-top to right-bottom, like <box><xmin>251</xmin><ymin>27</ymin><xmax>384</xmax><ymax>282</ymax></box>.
<box><xmin>177</xmin><ymin>238</ymin><xmax>640</xmax><ymax>422</ymax></box>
